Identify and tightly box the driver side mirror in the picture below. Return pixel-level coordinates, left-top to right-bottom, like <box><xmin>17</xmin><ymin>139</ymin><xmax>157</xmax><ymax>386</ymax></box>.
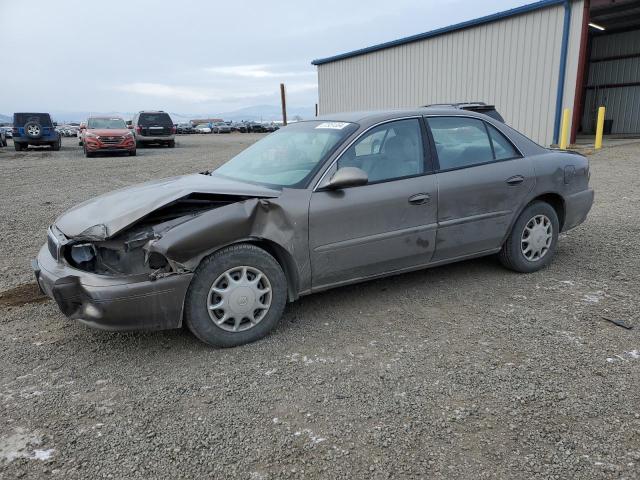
<box><xmin>324</xmin><ymin>167</ymin><xmax>368</xmax><ymax>190</ymax></box>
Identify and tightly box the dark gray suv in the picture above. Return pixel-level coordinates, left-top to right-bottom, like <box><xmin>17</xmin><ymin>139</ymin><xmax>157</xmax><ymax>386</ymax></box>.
<box><xmin>131</xmin><ymin>111</ymin><xmax>176</xmax><ymax>148</ymax></box>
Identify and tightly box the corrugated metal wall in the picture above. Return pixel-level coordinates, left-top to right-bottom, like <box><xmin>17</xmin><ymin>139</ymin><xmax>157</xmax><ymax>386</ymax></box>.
<box><xmin>317</xmin><ymin>1</ymin><xmax>584</xmax><ymax>146</ymax></box>
<box><xmin>581</xmin><ymin>29</ymin><xmax>640</xmax><ymax>134</ymax></box>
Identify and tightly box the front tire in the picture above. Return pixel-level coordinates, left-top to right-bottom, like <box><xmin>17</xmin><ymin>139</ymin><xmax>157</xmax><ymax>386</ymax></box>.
<box><xmin>185</xmin><ymin>244</ymin><xmax>287</xmax><ymax>347</ymax></box>
<box><xmin>499</xmin><ymin>201</ymin><xmax>559</xmax><ymax>273</ymax></box>
<box><xmin>129</xmin><ymin>149</ymin><xmax>136</xmax><ymax>156</ymax></box>
<box><xmin>168</xmin><ymin>140</ymin><xmax>175</xmax><ymax>148</ymax></box>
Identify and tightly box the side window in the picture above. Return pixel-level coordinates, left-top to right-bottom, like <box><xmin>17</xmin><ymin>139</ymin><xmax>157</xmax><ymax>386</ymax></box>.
<box><xmin>487</xmin><ymin>124</ymin><xmax>520</xmax><ymax>160</ymax></box>
<box><xmin>338</xmin><ymin>119</ymin><xmax>425</xmax><ymax>183</ymax></box>
<box><xmin>427</xmin><ymin>117</ymin><xmax>493</xmax><ymax>170</ymax></box>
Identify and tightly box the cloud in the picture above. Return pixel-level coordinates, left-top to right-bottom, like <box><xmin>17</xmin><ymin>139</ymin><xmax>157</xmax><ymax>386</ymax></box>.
<box><xmin>204</xmin><ymin>64</ymin><xmax>314</xmax><ymax>79</ymax></box>
<box><xmin>114</xmin><ymin>83</ymin><xmax>216</xmax><ymax>102</ymax></box>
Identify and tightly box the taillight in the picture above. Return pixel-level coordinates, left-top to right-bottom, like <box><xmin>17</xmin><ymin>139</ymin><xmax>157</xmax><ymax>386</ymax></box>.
<box><xmin>12</xmin><ymin>128</ymin><xmax>18</xmax><ymax>135</ymax></box>
<box><xmin>136</xmin><ymin>126</ymin><xmax>142</xmax><ymax>134</ymax></box>
<box><xmin>171</xmin><ymin>126</ymin><xmax>177</xmax><ymax>134</ymax></box>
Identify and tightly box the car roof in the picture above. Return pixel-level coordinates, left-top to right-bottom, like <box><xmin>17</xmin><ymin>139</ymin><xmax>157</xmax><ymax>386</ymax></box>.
<box><xmin>313</xmin><ymin>107</ymin><xmax>496</xmax><ymax>126</ymax></box>
<box><xmin>87</xmin><ymin>116</ymin><xmax>124</xmax><ymax>119</ymax></box>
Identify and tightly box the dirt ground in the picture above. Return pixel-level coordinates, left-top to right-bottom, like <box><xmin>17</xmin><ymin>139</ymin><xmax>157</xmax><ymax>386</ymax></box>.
<box><xmin>0</xmin><ymin>134</ymin><xmax>638</xmax><ymax>479</ymax></box>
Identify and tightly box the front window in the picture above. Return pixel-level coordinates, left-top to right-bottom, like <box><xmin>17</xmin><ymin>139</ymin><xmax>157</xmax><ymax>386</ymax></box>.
<box><xmin>213</xmin><ymin>121</ymin><xmax>358</xmax><ymax>188</ymax></box>
<box><xmin>87</xmin><ymin>118</ymin><xmax>127</xmax><ymax>129</ymax></box>
<box><xmin>338</xmin><ymin>118</ymin><xmax>425</xmax><ymax>183</ymax></box>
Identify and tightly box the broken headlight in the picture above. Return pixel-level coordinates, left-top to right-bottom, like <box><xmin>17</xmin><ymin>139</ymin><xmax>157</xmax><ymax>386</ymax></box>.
<box><xmin>70</xmin><ymin>244</ymin><xmax>96</xmax><ymax>264</ymax></box>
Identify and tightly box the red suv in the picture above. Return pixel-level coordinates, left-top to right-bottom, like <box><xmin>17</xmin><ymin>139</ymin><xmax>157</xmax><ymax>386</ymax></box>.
<box><xmin>81</xmin><ymin>116</ymin><xmax>136</xmax><ymax>157</ymax></box>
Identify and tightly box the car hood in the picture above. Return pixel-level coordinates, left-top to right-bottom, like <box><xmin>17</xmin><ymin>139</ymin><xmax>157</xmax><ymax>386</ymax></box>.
<box><xmin>55</xmin><ymin>173</ymin><xmax>281</xmax><ymax>240</ymax></box>
<box><xmin>86</xmin><ymin>128</ymin><xmax>131</xmax><ymax>136</ymax></box>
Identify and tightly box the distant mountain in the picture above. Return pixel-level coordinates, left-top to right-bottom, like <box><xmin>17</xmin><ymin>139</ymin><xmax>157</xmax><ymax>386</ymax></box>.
<box><xmin>1</xmin><ymin>105</ymin><xmax>315</xmax><ymax>125</ymax></box>
<box><xmin>214</xmin><ymin>105</ymin><xmax>315</xmax><ymax>122</ymax></box>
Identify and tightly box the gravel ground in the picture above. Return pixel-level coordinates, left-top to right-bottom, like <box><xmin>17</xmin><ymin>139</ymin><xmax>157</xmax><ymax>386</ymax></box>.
<box><xmin>0</xmin><ymin>135</ymin><xmax>638</xmax><ymax>479</ymax></box>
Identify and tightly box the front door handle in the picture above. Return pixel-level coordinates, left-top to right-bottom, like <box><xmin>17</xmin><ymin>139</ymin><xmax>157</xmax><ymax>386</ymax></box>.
<box><xmin>506</xmin><ymin>175</ymin><xmax>525</xmax><ymax>186</ymax></box>
<box><xmin>408</xmin><ymin>193</ymin><xmax>431</xmax><ymax>205</ymax></box>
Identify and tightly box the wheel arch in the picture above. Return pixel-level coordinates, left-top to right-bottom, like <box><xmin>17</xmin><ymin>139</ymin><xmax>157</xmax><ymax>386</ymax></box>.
<box><xmin>528</xmin><ymin>192</ymin><xmax>566</xmax><ymax>231</ymax></box>
<box><xmin>182</xmin><ymin>237</ymin><xmax>300</xmax><ymax>303</ymax></box>
<box><xmin>242</xmin><ymin>238</ymin><xmax>300</xmax><ymax>302</ymax></box>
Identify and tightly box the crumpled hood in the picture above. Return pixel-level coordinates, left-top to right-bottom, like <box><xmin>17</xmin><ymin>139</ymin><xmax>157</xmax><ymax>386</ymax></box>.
<box><xmin>55</xmin><ymin>173</ymin><xmax>280</xmax><ymax>240</ymax></box>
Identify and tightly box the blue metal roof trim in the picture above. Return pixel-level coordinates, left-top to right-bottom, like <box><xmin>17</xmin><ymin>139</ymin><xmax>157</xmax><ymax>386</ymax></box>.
<box><xmin>311</xmin><ymin>0</ymin><xmax>566</xmax><ymax>65</ymax></box>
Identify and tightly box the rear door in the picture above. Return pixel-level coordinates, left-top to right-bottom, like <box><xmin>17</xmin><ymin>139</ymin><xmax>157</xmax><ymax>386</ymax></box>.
<box><xmin>309</xmin><ymin>118</ymin><xmax>438</xmax><ymax>289</ymax></box>
<box><xmin>425</xmin><ymin>116</ymin><xmax>535</xmax><ymax>261</ymax></box>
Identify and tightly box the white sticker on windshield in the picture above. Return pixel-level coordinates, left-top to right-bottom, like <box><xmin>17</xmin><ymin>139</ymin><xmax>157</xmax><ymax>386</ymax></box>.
<box><xmin>315</xmin><ymin>122</ymin><xmax>350</xmax><ymax>130</ymax></box>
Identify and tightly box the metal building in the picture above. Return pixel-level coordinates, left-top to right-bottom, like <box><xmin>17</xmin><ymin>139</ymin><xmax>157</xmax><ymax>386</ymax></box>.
<box><xmin>312</xmin><ymin>0</ymin><xmax>640</xmax><ymax>146</ymax></box>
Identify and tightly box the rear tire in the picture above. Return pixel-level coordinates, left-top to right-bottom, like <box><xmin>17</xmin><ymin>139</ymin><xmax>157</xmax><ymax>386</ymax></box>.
<box><xmin>15</xmin><ymin>143</ymin><xmax>25</xmax><ymax>151</ymax></box>
<box><xmin>168</xmin><ymin>140</ymin><xmax>175</xmax><ymax>148</ymax></box>
<box><xmin>499</xmin><ymin>201</ymin><xmax>559</xmax><ymax>273</ymax></box>
<box><xmin>129</xmin><ymin>149</ymin><xmax>136</xmax><ymax>156</ymax></box>
<box><xmin>185</xmin><ymin>244</ymin><xmax>287</xmax><ymax>348</ymax></box>
<box><xmin>52</xmin><ymin>138</ymin><xmax>61</xmax><ymax>151</ymax></box>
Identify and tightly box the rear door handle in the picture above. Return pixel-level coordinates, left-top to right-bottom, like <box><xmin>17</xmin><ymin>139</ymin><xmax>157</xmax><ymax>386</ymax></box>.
<box><xmin>408</xmin><ymin>193</ymin><xmax>431</xmax><ymax>205</ymax></box>
<box><xmin>506</xmin><ymin>175</ymin><xmax>525</xmax><ymax>186</ymax></box>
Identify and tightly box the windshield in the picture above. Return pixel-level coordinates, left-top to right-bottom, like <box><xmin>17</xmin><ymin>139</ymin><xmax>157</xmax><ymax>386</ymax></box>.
<box><xmin>88</xmin><ymin>118</ymin><xmax>126</xmax><ymax>129</ymax></box>
<box><xmin>214</xmin><ymin>121</ymin><xmax>357</xmax><ymax>188</ymax></box>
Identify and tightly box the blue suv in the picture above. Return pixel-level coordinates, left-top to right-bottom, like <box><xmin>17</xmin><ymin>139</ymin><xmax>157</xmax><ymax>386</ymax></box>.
<box><xmin>13</xmin><ymin>112</ymin><xmax>61</xmax><ymax>151</ymax></box>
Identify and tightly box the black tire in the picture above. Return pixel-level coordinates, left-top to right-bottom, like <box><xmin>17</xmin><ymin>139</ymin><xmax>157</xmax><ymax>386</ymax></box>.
<box><xmin>14</xmin><ymin>143</ymin><xmax>25</xmax><ymax>151</ymax></box>
<box><xmin>168</xmin><ymin>140</ymin><xmax>175</xmax><ymax>148</ymax></box>
<box><xmin>52</xmin><ymin>137</ymin><xmax>61</xmax><ymax>151</ymax></box>
<box><xmin>84</xmin><ymin>145</ymin><xmax>94</xmax><ymax>158</ymax></box>
<box><xmin>185</xmin><ymin>244</ymin><xmax>287</xmax><ymax>348</ymax></box>
<box><xmin>499</xmin><ymin>201</ymin><xmax>560</xmax><ymax>273</ymax></box>
<box><xmin>129</xmin><ymin>149</ymin><xmax>136</xmax><ymax>156</ymax></box>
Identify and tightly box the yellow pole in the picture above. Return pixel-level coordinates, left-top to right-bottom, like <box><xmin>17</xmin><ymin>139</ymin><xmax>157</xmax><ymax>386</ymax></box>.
<box><xmin>595</xmin><ymin>106</ymin><xmax>606</xmax><ymax>149</ymax></box>
<box><xmin>560</xmin><ymin>108</ymin><xmax>570</xmax><ymax>149</ymax></box>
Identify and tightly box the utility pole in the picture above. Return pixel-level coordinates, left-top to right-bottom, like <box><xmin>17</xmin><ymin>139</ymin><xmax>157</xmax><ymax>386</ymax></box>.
<box><xmin>280</xmin><ymin>83</ymin><xmax>287</xmax><ymax>126</ymax></box>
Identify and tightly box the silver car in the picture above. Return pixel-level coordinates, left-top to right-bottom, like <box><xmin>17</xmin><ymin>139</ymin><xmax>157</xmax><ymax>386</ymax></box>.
<box><xmin>33</xmin><ymin>108</ymin><xmax>593</xmax><ymax>347</ymax></box>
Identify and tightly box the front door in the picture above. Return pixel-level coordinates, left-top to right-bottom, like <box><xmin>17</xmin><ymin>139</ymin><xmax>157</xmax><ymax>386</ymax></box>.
<box><xmin>309</xmin><ymin>118</ymin><xmax>438</xmax><ymax>289</ymax></box>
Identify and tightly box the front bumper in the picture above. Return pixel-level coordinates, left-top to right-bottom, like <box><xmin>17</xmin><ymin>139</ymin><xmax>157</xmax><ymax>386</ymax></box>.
<box><xmin>85</xmin><ymin>137</ymin><xmax>135</xmax><ymax>152</ymax></box>
<box><xmin>33</xmin><ymin>244</ymin><xmax>192</xmax><ymax>331</ymax></box>
<box><xmin>563</xmin><ymin>188</ymin><xmax>594</xmax><ymax>231</ymax></box>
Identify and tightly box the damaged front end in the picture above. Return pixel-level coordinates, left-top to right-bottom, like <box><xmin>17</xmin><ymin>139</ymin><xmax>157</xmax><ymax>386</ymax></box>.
<box><xmin>34</xmin><ymin>186</ymin><xmax>288</xmax><ymax>331</ymax></box>
<box><xmin>62</xmin><ymin>193</ymin><xmax>244</xmax><ymax>279</ymax></box>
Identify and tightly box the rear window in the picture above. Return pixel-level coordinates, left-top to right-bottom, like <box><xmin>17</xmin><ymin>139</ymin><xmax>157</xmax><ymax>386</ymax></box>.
<box><xmin>138</xmin><ymin>113</ymin><xmax>173</xmax><ymax>126</ymax></box>
<box><xmin>14</xmin><ymin>113</ymin><xmax>53</xmax><ymax>127</ymax></box>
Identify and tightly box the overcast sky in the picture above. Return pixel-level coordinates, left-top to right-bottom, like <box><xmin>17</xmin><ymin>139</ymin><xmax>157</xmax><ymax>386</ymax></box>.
<box><xmin>1</xmin><ymin>0</ymin><xmax>528</xmax><ymax>115</ymax></box>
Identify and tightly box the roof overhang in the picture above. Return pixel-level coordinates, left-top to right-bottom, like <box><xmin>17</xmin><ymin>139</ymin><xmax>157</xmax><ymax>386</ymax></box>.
<box><xmin>311</xmin><ymin>0</ymin><xmax>567</xmax><ymax>66</ymax></box>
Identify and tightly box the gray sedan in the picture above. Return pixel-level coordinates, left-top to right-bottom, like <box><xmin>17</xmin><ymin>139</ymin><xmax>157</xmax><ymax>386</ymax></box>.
<box><xmin>33</xmin><ymin>108</ymin><xmax>594</xmax><ymax>347</ymax></box>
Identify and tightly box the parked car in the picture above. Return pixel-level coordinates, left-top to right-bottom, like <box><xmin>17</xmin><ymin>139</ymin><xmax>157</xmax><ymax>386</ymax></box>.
<box><xmin>246</xmin><ymin>122</ymin><xmax>267</xmax><ymax>133</ymax></box>
<box><xmin>176</xmin><ymin>123</ymin><xmax>194</xmax><ymax>134</ymax></box>
<box><xmin>194</xmin><ymin>124</ymin><xmax>212</xmax><ymax>134</ymax></box>
<box><xmin>81</xmin><ymin>116</ymin><xmax>136</xmax><ymax>157</ymax></box>
<box><xmin>132</xmin><ymin>111</ymin><xmax>176</xmax><ymax>147</ymax></box>
<box><xmin>265</xmin><ymin>123</ymin><xmax>280</xmax><ymax>132</ymax></box>
<box><xmin>1</xmin><ymin>126</ymin><xmax>13</xmax><ymax>138</ymax></box>
<box><xmin>32</xmin><ymin>107</ymin><xmax>593</xmax><ymax>347</ymax></box>
<box><xmin>12</xmin><ymin>112</ymin><xmax>61</xmax><ymax>151</ymax></box>
<box><xmin>212</xmin><ymin>122</ymin><xmax>231</xmax><ymax>134</ymax></box>
<box><xmin>0</xmin><ymin>128</ymin><xmax>6</xmax><ymax>147</ymax></box>
<box><xmin>231</xmin><ymin>123</ymin><xmax>247</xmax><ymax>133</ymax></box>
